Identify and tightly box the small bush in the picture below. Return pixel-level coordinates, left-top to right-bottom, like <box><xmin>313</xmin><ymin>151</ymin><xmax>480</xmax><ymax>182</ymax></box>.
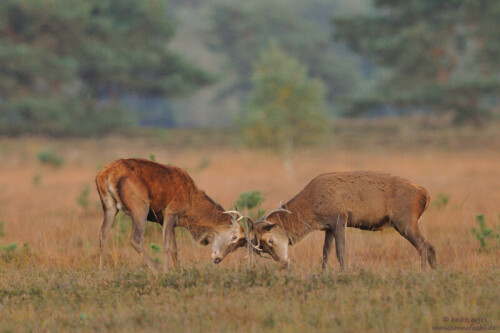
<box><xmin>0</xmin><ymin>243</ymin><xmax>34</xmax><ymax>265</ymax></box>
<box><xmin>77</xmin><ymin>185</ymin><xmax>90</xmax><ymax>210</ymax></box>
<box><xmin>471</xmin><ymin>214</ymin><xmax>500</xmax><ymax>251</ymax></box>
<box><xmin>431</xmin><ymin>193</ymin><xmax>450</xmax><ymax>209</ymax></box>
<box><xmin>0</xmin><ymin>221</ymin><xmax>20</xmax><ymax>258</ymax></box>
<box><xmin>149</xmin><ymin>153</ymin><xmax>156</xmax><ymax>162</ymax></box>
<box><xmin>37</xmin><ymin>150</ymin><xmax>64</xmax><ymax>167</ymax></box>
<box><xmin>4</xmin><ymin>243</ymin><xmax>18</xmax><ymax>253</ymax></box>
<box><xmin>150</xmin><ymin>243</ymin><xmax>161</xmax><ymax>253</ymax></box>
<box><xmin>32</xmin><ymin>173</ymin><xmax>42</xmax><ymax>186</ymax></box>
<box><xmin>197</xmin><ymin>157</ymin><xmax>211</xmax><ymax>171</ymax></box>
<box><xmin>235</xmin><ymin>191</ymin><xmax>266</xmax><ymax>220</ymax></box>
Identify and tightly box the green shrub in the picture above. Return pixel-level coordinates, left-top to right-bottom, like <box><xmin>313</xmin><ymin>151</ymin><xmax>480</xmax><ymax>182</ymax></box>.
<box><xmin>471</xmin><ymin>214</ymin><xmax>500</xmax><ymax>251</ymax></box>
<box><xmin>150</xmin><ymin>243</ymin><xmax>161</xmax><ymax>253</ymax></box>
<box><xmin>37</xmin><ymin>150</ymin><xmax>65</xmax><ymax>167</ymax></box>
<box><xmin>149</xmin><ymin>243</ymin><xmax>162</xmax><ymax>265</ymax></box>
<box><xmin>0</xmin><ymin>221</ymin><xmax>19</xmax><ymax>256</ymax></box>
<box><xmin>0</xmin><ymin>220</ymin><xmax>18</xmax><ymax>260</ymax></box>
<box><xmin>431</xmin><ymin>193</ymin><xmax>450</xmax><ymax>209</ymax></box>
<box><xmin>0</xmin><ymin>243</ymin><xmax>33</xmax><ymax>264</ymax></box>
<box><xmin>32</xmin><ymin>173</ymin><xmax>42</xmax><ymax>186</ymax></box>
<box><xmin>235</xmin><ymin>191</ymin><xmax>266</xmax><ymax>221</ymax></box>
<box><xmin>3</xmin><ymin>243</ymin><xmax>18</xmax><ymax>253</ymax></box>
<box><xmin>77</xmin><ymin>185</ymin><xmax>90</xmax><ymax>210</ymax></box>
<box><xmin>197</xmin><ymin>157</ymin><xmax>211</xmax><ymax>171</ymax></box>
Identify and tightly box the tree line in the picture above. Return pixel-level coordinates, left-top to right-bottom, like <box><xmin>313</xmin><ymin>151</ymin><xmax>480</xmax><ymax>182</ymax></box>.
<box><xmin>0</xmin><ymin>0</ymin><xmax>498</xmax><ymax>138</ymax></box>
<box><xmin>0</xmin><ymin>0</ymin><xmax>212</xmax><ymax>136</ymax></box>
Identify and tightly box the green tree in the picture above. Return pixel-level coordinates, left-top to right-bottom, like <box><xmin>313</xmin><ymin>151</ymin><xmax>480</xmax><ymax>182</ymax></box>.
<box><xmin>334</xmin><ymin>0</ymin><xmax>500</xmax><ymax>125</ymax></box>
<box><xmin>0</xmin><ymin>0</ymin><xmax>213</xmax><ymax>136</ymax></box>
<box><xmin>240</xmin><ymin>44</ymin><xmax>328</xmax><ymax>175</ymax></box>
<box><xmin>209</xmin><ymin>0</ymin><xmax>364</xmax><ymax>106</ymax></box>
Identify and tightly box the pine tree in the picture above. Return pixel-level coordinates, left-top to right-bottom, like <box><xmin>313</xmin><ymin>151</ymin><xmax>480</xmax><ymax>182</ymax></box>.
<box><xmin>0</xmin><ymin>0</ymin><xmax>213</xmax><ymax>136</ymax></box>
<box><xmin>209</xmin><ymin>0</ymin><xmax>364</xmax><ymax>105</ymax></box>
<box><xmin>240</xmin><ymin>44</ymin><xmax>328</xmax><ymax>175</ymax></box>
<box><xmin>334</xmin><ymin>0</ymin><xmax>500</xmax><ymax>126</ymax></box>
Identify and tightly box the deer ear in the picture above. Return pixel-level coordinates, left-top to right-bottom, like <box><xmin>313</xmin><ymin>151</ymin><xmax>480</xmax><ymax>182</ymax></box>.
<box><xmin>262</xmin><ymin>223</ymin><xmax>278</xmax><ymax>232</ymax></box>
<box><xmin>246</xmin><ymin>218</ymin><xmax>254</xmax><ymax>231</ymax></box>
<box><xmin>199</xmin><ymin>232</ymin><xmax>213</xmax><ymax>246</ymax></box>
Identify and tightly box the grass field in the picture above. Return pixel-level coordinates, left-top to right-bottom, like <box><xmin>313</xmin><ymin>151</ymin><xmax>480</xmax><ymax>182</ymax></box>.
<box><xmin>0</xmin><ymin>120</ymin><xmax>499</xmax><ymax>332</ymax></box>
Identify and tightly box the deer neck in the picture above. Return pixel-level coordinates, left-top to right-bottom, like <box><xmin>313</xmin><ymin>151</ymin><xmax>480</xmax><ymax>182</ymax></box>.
<box><xmin>179</xmin><ymin>192</ymin><xmax>230</xmax><ymax>242</ymax></box>
<box><xmin>268</xmin><ymin>202</ymin><xmax>316</xmax><ymax>245</ymax></box>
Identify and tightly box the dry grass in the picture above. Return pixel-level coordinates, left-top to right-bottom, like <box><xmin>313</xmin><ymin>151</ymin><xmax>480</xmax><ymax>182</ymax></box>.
<box><xmin>0</xmin><ymin>122</ymin><xmax>499</xmax><ymax>331</ymax></box>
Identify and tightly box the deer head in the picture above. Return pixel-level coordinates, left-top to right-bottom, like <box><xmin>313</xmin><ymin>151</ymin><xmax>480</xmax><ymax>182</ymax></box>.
<box><xmin>246</xmin><ymin>203</ymin><xmax>292</xmax><ymax>267</ymax></box>
<box><xmin>210</xmin><ymin>211</ymin><xmax>248</xmax><ymax>264</ymax></box>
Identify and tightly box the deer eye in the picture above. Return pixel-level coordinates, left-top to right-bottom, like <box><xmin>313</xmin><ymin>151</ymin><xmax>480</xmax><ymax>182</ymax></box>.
<box><xmin>268</xmin><ymin>238</ymin><xmax>273</xmax><ymax>244</ymax></box>
<box><xmin>232</xmin><ymin>235</ymin><xmax>238</xmax><ymax>241</ymax></box>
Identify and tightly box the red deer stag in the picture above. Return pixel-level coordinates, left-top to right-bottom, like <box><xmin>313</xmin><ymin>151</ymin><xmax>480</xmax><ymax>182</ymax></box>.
<box><xmin>95</xmin><ymin>158</ymin><xmax>246</xmax><ymax>273</ymax></box>
<box><xmin>247</xmin><ymin>171</ymin><xmax>436</xmax><ymax>270</ymax></box>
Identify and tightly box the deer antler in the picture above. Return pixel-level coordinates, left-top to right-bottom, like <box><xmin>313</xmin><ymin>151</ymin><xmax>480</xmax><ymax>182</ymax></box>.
<box><xmin>223</xmin><ymin>210</ymin><xmax>243</xmax><ymax>217</ymax></box>
<box><xmin>223</xmin><ymin>210</ymin><xmax>247</xmax><ymax>226</ymax></box>
<box><xmin>247</xmin><ymin>201</ymin><xmax>292</xmax><ymax>254</ymax></box>
<box><xmin>223</xmin><ymin>210</ymin><xmax>263</xmax><ymax>253</ymax></box>
<box><xmin>255</xmin><ymin>201</ymin><xmax>291</xmax><ymax>224</ymax></box>
<box><xmin>237</xmin><ymin>215</ymin><xmax>264</xmax><ymax>254</ymax></box>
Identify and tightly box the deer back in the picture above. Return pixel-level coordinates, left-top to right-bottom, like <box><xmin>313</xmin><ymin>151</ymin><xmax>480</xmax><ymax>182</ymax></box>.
<box><xmin>97</xmin><ymin>158</ymin><xmax>206</xmax><ymax>216</ymax></box>
<box><xmin>291</xmin><ymin>171</ymin><xmax>429</xmax><ymax>227</ymax></box>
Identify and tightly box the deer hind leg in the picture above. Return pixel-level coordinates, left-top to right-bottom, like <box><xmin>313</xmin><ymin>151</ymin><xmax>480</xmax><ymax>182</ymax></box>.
<box><xmin>98</xmin><ymin>192</ymin><xmax>118</xmax><ymax>271</ymax></box>
<box><xmin>162</xmin><ymin>213</ymin><xmax>178</xmax><ymax>273</ymax></box>
<box><xmin>129</xmin><ymin>208</ymin><xmax>158</xmax><ymax>274</ymax></box>
<box><xmin>393</xmin><ymin>219</ymin><xmax>436</xmax><ymax>270</ymax></box>
<box><xmin>115</xmin><ymin>177</ymin><xmax>158</xmax><ymax>274</ymax></box>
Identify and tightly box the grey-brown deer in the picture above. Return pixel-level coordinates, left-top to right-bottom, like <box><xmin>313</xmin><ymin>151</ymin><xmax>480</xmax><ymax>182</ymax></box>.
<box><xmin>95</xmin><ymin>158</ymin><xmax>246</xmax><ymax>273</ymax></box>
<box><xmin>246</xmin><ymin>171</ymin><xmax>436</xmax><ymax>270</ymax></box>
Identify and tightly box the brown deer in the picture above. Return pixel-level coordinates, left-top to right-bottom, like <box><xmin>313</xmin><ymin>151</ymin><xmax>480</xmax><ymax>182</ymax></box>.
<box><xmin>95</xmin><ymin>158</ymin><xmax>246</xmax><ymax>273</ymax></box>
<box><xmin>246</xmin><ymin>171</ymin><xmax>436</xmax><ymax>270</ymax></box>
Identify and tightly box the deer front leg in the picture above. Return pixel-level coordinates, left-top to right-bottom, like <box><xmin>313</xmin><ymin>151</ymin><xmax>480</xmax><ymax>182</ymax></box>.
<box><xmin>162</xmin><ymin>213</ymin><xmax>178</xmax><ymax>273</ymax></box>
<box><xmin>322</xmin><ymin>229</ymin><xmax>335</xmax><ymax>270</ymax></box>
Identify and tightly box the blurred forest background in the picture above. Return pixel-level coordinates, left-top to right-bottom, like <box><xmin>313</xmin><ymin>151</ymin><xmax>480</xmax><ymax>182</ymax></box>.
<box><xmin>0</xmin><ymin>0</ymin><xmax>499</xmax><ymax>139</ymax></box>
<box><xmin>1</xmin><ymin>2</ymin><xmax>500</xmax><ymax>330</ymax></box>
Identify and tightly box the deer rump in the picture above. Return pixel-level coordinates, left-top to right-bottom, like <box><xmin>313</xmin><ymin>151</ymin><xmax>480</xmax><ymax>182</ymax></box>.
<box><xmin>97</xmin><ymin>159</ymin><xmax>198</xmax><ymax>221</ymax></box>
